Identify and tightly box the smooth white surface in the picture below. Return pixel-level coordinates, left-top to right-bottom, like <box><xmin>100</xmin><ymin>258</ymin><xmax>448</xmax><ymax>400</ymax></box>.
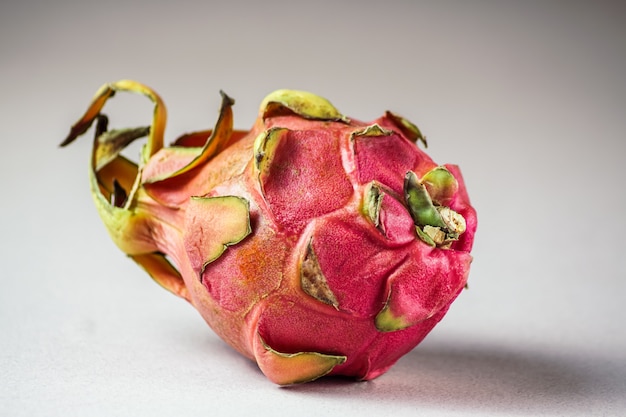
<box><xmin>1</xmin><ymin>1</ymin><xmax>625</xmax><ymax>416</ymax></box>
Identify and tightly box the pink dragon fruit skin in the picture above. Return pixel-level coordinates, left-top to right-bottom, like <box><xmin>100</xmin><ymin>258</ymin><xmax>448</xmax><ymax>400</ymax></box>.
<box><xmin>62</xmin><ymin>81</ymin><xmax>476</xmax><ymax>385</ymax></box>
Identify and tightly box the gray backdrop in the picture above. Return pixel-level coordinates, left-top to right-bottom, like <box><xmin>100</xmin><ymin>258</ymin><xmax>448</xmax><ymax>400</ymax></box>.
<box><xmin>2</xmin><ymin>1</ymin><xmax>625</xmax><ymax>416</ymax></box>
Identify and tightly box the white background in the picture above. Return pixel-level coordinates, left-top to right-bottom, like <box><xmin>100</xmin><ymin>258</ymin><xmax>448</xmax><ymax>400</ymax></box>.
<box><xmin>1</xmin><ymin>1</ymin><xmax>625</xmax><ymax>416</ymax></box>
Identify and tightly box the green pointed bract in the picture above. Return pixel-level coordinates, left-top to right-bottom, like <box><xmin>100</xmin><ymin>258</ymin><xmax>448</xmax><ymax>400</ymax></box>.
<box><xmin>61</xmin><ymin>80</ymin><xmax>166</xmax><ymax>164</ymax></box>
<box><xmin>260</xmin><ymin>89</ymin><xmax>348</xmax><ymax>122</ymax></box>
<box><xmin>420</xmin><ymin>166</ymin><xmax>458</xmax><ymax>206</ymax></box>
<box><xmin>375</xmin><ymin>299</ymin><xmax>412</xmax><ymax>332</ymax></box>
<box><xmin>94</xmin><ymin>125</ymin><xmax>150</xmax><ymax>171</ymax></box>
<box><xmin>384</xmin><ymin>111</ymin><xmax>427</xmax><ymax>147</ymax></box>
<box><xmin>404</xmin><ymin>170</ymin><xmax>447</xmax><ymax>229</ymax></box>
<box><xmin>183</xmin><ymin>195</ymin><xmax>251</xmax><ymax>275</ymax></box>
<box><xmin>143</xmin><ymin>91</ymin><xmax>235</xmax><ymax>184</ymax></box>
<box><xmin>405</xmin><ymin>170</ymin><xmax>467</xmax><ymax>247</ymax></box>
<box><xmin>256</xmin><ymin>335</ymin><xmax>347</xmax><ymax>385</ymax></box>
<box><xmin>140</xmin><ymin>146</ymin><xmax>204</xmax><ymax>185</ymax></box>
<box><xmin>363</xmin><ymin>182</ymin><xmax>384</xmax><ymax>228</ymax></box>
<box><xmin>253</xmin><ymin>127</ymin><xmax>289</xmax><ymax>194</ymax></box>
<box><xmin>352</xmin><ymin>123</ymin><xmax>393</xmax><ymax>138</ymax></box>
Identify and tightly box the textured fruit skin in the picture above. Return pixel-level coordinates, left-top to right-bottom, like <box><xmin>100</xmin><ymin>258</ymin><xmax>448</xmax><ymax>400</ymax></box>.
<box><xmin>63</xmin><ymin>81</ymin><xmax>476</xmax><ymax>385</ymax></box>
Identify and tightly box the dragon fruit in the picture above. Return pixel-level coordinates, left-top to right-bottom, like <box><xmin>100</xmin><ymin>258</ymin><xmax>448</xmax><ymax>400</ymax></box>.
<box><xmin>62</xmin><ymin>80</ymin><xmax>476</xmax><ymax>385</ymax></box>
